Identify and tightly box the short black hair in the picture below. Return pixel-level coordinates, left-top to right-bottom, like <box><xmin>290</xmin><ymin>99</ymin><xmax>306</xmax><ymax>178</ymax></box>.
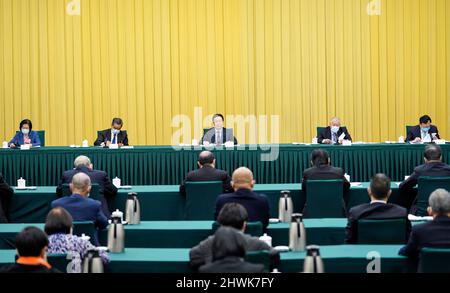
<box><xmin>15</xmin><ymin>227</ymin><xmax>48</xmax><ymax>257</ymax></box>
<box><xmin>212</xmin><ymin>227</ymin><xmax>246</xmax><ymax>261</ymax></box>
<box><xmin>419</xmin><ymin>115</ymin><xmax>432</xmax><ymax>124</ymax></box>
<box><xmin>111</xmin><ymin>117</ymin><xmax>123</xmax><ymax>126</ymax></box>
<box><xmin>424</xmin><ymin>144</ymin><xmax>442</xmax><ymax>161</ymax></box>
<box><xmin>19</xmin><ymin>119</ymin><xmax>33</xmax><ymax>131</ymax></box>
<box><xmin>217</xmin><ymin>203</ymin><xmax>248</xmax><ymax>230</ymax></box>
<box><xmin>198</xmin><ymin>151</ymin><xmax>215</xmax><ymax>166</ymax></box>
<box><xmin>44</xmin><ymin>207</ymin><xmax>73</xmax><ymax>236</ymax></box>
<box><xmin>311</xmin><ymin>149</ymin><xmax>329</xmax><ymax>167</ymax></box>
<box><xmin>212</xmin><ymin>114</ymin><xmax>224</xmax><ymax>122</ymax></box>
<box><xmin>370</xmin><ymin>173</ymin><xmax>391</xmax><ymax>200</ymax></box>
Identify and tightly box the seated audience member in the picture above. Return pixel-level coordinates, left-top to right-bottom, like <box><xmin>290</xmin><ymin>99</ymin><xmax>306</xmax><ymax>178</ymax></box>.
<box><xmin>198</xmin><ymin>227</ymin><xmax>265</xmax><ymax>273</ymax></box>
<box><xmin>45</xmin><ymin>207</ymin><xmax>109</xmax><ymax>273</ymax></box>
<box><xmin>406</xmin><ymin>115</ymin><xmax>440</xmax><ymax>143</ymax></box>
<box><xmin>345</xmin><ymin>174</ymin><xmax>410</xmax><ymax>243</ymax></box>
<box><xmin>180</xmin><ymin>151</ymin><xmax>232</xmax><ymax>195</ymax></box>
<box><xmin>302</xmin><ymin>149</ymin><xmax>350</xmax><ymax>213</ymax></box>
<box><xmin>399</xmin><ymin>189</ymin><xmax>450</xmax><ymax>260</ymax></box>
<box><xmin>8</xmin><ymin>119</ymin><xmax>41</xmax><ymax>148</ymax></box>
<box><xmin>399</xmin><ymin>144</ymin><xmax>450</xmax><ymax>212</ymax></box>
<box><xmin>215</xmin><ymin>167</ymin><xmax>270</xmax><ymax>231</ymax></box>
<box><xmin>190</xmin><ymin>203</ymin><xmax>273</xmax><ymax>270</ymax></box>
<box><xmin>0</xmin><ymin>173</ymin><xmax>13</xmax><ymax>223</ymax></box>
<box><xmin>56</xmin><ymin>155</ymin><xmax>117</xmax><ymax>217</ymax></box>
<box><xmin>317</xmin><ymin>117</ymin><xmax>352</xmax><ymax>144</ymax></box>
<box><xmin>94</xmin><ymin>117</ymin><xmax>129</xmax><ymax>147</ymax></box>
<box><xmin>0</xmin><ymin>227</ymin><xmax>60</xmax><ymax>273</ymax></box>
<box><xmin>52</xmin><ymin>173</ymin><xmax>108</xmax><ymax>246</ymax></box>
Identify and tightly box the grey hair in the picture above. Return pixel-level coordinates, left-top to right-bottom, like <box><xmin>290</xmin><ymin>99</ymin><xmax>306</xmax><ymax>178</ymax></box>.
<box><xmin>429</xmin><ymin>189</ymin><xmax>450</xmax><ymax>215</ymax></box>
<box><xmin>74</xmin><ymin>155</ymin><xmax>91</xmax><ymax>168</ymax></box>
<box><xmin>71</xmin><ymin>173</ymin><xmax>91</xmax><ymax>191</ymax></box>
<box><xmin>330</xmin><ymin>117</ymin><xmax>341</xmax><ymax>123</ymax></box>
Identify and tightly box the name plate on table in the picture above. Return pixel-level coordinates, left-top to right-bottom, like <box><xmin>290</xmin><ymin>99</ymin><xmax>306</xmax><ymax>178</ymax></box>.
<box><xmin>109</xmin><ymin>144</ymin><xmax>119</xmax><ymax>149</ymax></box>
<box><xmin>342</xmin><ymin>140</ymin><xmax>352</xmax><ymax>146</ymax></box>
<box><xmin>20</xmin><ymin>145</ymin><xmax>31</xmax><ymax>150</ymax></box>
<box><xmin>434</xmin><ymin>139</ymin><xmax>446</xmax><ymax>145</ymax></box>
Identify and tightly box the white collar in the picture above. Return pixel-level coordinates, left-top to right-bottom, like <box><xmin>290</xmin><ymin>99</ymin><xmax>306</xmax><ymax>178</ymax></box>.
<box><xmin>370</xmin><ymin>200</ymin><xmax>387</xmax><ymax>204</ymax></box>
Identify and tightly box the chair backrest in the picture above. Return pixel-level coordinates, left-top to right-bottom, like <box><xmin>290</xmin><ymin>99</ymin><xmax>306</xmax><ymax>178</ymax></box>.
<box><xmin>405</xmin><ymin>125</ymin><xmax>413</xmax><ymax>137</ymax></box>
<box><xmin>185</xmin><ymin>181</ymin><xmax>223</xmax><ymax>220</ymax></box>
<box><xmin>72</xmin><ymin>221</ymin><xmax>96</xmax><ymax>242</ymax></box>
<box><xmin>16</xmin><ymin>130</ymin><xmax>45</xmax><ymax>146</ymax></box>
<box><xmin>316</xmin><ymin>127</ymin><xmax>326</xmax><ymax>138</ymax></box>
<box><xmin>357</xmin><ymin>218</ymin><xmax>408</xmax><ymax>244</ymax></box>
<box><xmin>203</xmin><ymin>128</ymin><xmax>210</xmax><ymax>136</ymax></box>
<box><xmin>417</xmin><ymin>177</ymin><xmax>450</xmax><ymax>216</ymax></box>
<box><xmin>245</xmin><ymin>250</ymin><xmax>271</xmax><ymax>271</ymax></box>
<box><xmin>211</xmin><ymin>221</ymin><xmax>263</xmax><ymax>237</ymax></box>
<box><xmin>305</xmin><ymin>179</ymin><xmax>344</xmax><ymax>218</ymax></box>
<box><xmin>62</xmin><ymin>183</ymin><xmax>101</xmax><ymax>201</ymax></box>
<box><xmin>418</xmin><ymin>247</ymin><xmax>450</xmax><ymax>273</ymax></box>
<box><xmin>47</xmin><ymin>253</ymin><xmax>69</xmax><ymax>273</ymax></box>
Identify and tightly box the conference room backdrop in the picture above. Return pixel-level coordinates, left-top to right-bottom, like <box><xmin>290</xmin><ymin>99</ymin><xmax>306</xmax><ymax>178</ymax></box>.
<box><xmin>0</xmin><ymin>0</ymin><xmax>449</xmax><ymax>145</ymax></box>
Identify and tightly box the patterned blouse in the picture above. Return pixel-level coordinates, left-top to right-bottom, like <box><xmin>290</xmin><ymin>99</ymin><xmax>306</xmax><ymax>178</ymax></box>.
<box><xmin>47</xmin><ymin>233</ymin><xmax>109</xmax><ymax>273</ymax></box>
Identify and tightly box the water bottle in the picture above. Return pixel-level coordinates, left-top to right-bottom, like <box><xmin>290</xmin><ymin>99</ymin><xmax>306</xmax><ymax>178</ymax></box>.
<box><xmin>278</xmin><ymin>190</ymin><xmax>293</xmax><ymax>222</ymax></box>
<box><xmin>289</xmin><ymin>213</ymin><xmax>306</xmax><ymax>252</ymax></box>
<box><xmin>303</xmin><ymin>245</ymin><xmax>324</xmax><ymax>273</ymax></box>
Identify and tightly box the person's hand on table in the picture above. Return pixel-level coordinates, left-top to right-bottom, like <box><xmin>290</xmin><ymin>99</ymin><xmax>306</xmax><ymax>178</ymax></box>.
<box><xmin>9</xmin><ymin>143</ymin><xmax>15</xmax><ymax>148</ymax></box>
<box><xmin>203</xmin><ymin>141</ymin><xmax>210</xmax><ymax>146</ymax></box>
<box><xmin>106</xmin><ymin>141</ymin><xmax>111</xmax><ymax>147</ymax></box>
<box><xmin>118</xmin><ymin>143</ymin><xmax>124</xmax><ymax>147</ymax></box>
<box><xmin>338</xmin><ymin>139</ymin><xmax>344</xmax><ymax>144</ymax></box>
<box><xmin>322</xmin><ymin>139</ymin><xmax>332</xmax><ymax>144</ymax></box>
<box><xmin>412</xmin><ymin>137</ymin><xmax>422</xmax><ymax>143</ymax></box>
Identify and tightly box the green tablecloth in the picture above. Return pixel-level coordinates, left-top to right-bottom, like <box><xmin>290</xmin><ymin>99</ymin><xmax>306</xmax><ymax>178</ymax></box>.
<box><xmin>1</xmin><ymin>144</ymin><xmax>448</xmax><ymax>186</ymax></box>
<box><xmin>0</xmin><ymin>245</ymin><xmax>407</xmax><ymax>273</ymax></box>
<box><xmin>9</xmin><ymin>183</ymin><xmax>402</xmax><ymax>223</ymax></box>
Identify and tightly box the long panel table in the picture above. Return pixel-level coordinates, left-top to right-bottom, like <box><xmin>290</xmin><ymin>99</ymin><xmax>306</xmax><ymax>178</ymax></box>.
<box><xmin>9</xmin><ymin>183</ymin><xmax>404</xmax><ymax>223</ymax></box>
<box><xmin>0</xmin><ymin>144</ymin><xmax>448</xmax><ymax>186</ymax></box>
<box><xmin>0</xmin><ymin>245</ymin><xmax>408</xmax><ymax>273</ymax></box>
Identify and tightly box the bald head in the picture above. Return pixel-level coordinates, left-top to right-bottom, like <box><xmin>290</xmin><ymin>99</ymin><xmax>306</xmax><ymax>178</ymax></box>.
<box><xmin>231</xmin><ymin>167</ymin><xmax>255</xmax><ymax>191</ymax></box>
<box><xmin>74</xmin><ymin>155</ymin><xmax>93</xmax><ymax>169</ymax></box>
<box><xmin>70</xmin><ymin>172</ymin><xmax>92</xmax><ymax>196</ymax></box>
<box><xmin>198</xmin><ymin>151</ymin><xmax>215</xmax><ymax>168</ymax></box>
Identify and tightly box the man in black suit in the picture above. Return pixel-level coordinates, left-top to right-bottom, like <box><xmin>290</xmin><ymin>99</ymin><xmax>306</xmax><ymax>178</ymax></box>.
<box><xmin>56</xmin><ymin>155</ymin><xmax>117</xmax><ymax>217</ymax></box>
<box><xmin>301</xmin><ymin>149</ymin><xmax>350</xmax><ymax>212</ymax></box>
<box><xmin>399</xmin><ymin>144</ymin><xmax>450</xmax><ymax>212</ymax></box>
<box><xmin>215</xmin><ymin>167</ymin><xmax>270</xmax><ymax>231</ymax></box>
<box><xmin>399</xmin><ymin>189</ymin><xmax>450</xmax><ymax>261</ymax></box>
<box><xmin>198</xmin><ymin>227</ymin><xmax>265</xmax><ymax>273</ymax></box>
<box><xmin>406</xmin><ymin>115</ymin><xmax>440</xmax><ymax>143</ymax></box>
<box><xmin>190</xmin><ymin>202</ymin><xmax>274</xmax><ymax>270</ymax></box>
<box><xmin>201</xmin><ymin>113</ymin><xmax>238</xmax><ymax>145</ymax></box>
<box><xmin>94</xmin><ymin>117</ymin><xmax>129</xmax><ymax>147</ymax></box>
<box><xmin>317</xmin><ymin>117</ymin><xmax>352</xmax><ymax>144</ymax></box>
<box><xmin>345</xmin><ymin>173</ymin><xmax>410</xmax><ymax>243</ymax></box>
<box><xmin>0</xmin><ymin>173</ymin><xmax>13</xmax><ymax>223</ymax></box>
<box><xmin>0</xmin><ymin>227</ymin><xmax>60</xmax><ymax>273</ymax></box>
<box><xmin>179</xmin><ymin>151</ymin><xmax>232</xmax><ymax>195</ymax></box>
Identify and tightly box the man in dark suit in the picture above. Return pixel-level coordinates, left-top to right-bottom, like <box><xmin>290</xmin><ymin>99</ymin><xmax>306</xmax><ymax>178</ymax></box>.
<box><xmin>94</xmin><ymin>117</ymin><xmax>129</xmax><ymax>147</ymax></box>
<box><xmin>198</xmin><ymin>227</ymin><xmax>265</xmax><ymax>273</ymax></box>
<box><xmin>201</xmin><ymin>113</ymin><xmax>238</xmax><ymax>145</ymax></box>
<box><xmin>301</xmin><ymin>149</ymin><xmax>350</xmax><ymax>212</ymax></box>
<box><xmin>406</xmin><ymin>115</ymin><xmax>440</xmax><ymax>143</ymax></box>
<box><xmin>56</xmin><ymin>155</ymin><xmax>117</xmax><ymax>217</ymax></box>
<box><xmin>317</xmin><ymin>117</ymin><xmax>352</xmax><ymax>144</ymax></box>
<box><xmin>345</xmin><ymin>173</ymin><xmax>410</xmax><ymax>243</ymax></box>
<box><xmin>399</xmin><ymin>144</ymin><xmax>450</xmax><ymax>212</ymax></box>
<box><xmin>190</xmin><ymin>203</ymin><xmax>274</xmax><ymax>270</ymax></box>
<box><xmin>0</xmin><ymin>173</ymin><xmax>13</xmax><ymax>223</ymax></box>
<box><xmin>52</xmin><ymin>173</ymin><xmax>108</xmax><ymax>237</ymax></box>
<box><xmin>215</xmin><ymin>167</ymin><xmax>270</xmax><ymax>231</ymax></box>
<box><xmin>180</xmin><ymin>151</ymin><xmax>232</xmax><ymax>196</ymax></box>
<box><xmin>0</xmin><ymin>227</ymin><xmax>60</xmax><ymax>273</ymax></box>
<box><xmin>399</xmin><ymin>189</ymin><xmax>450</xmax><ymax>262</ymax></box>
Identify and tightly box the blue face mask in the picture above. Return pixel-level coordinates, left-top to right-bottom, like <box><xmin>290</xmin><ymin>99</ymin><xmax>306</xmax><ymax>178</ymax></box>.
<box><xmin>421</xmin><ymin>127</ymin><xmax>430</xmax><ymax>132</ymax></box>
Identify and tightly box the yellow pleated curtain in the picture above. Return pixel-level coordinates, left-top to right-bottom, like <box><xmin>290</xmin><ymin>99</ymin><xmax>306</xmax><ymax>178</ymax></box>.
<box><xmin>0</xmin><ymin>0</ymin><xmax>449</xmax><ymax>145</ymax></box>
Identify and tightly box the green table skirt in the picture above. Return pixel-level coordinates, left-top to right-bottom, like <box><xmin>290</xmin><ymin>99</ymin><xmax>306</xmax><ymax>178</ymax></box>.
<box><xmin>0</xmin><ymin>245</ymin><xmax>407</xmax><ymax>273</ymax></box>
<box><xmin>0</xmin><ymin>144</ymin><xmax>448</xmax><ymax>186</ymax></box>
<box><xmin>9</xmin><ymin>183</ymin><xmax>403</xmax><ymax>223</ymax></box>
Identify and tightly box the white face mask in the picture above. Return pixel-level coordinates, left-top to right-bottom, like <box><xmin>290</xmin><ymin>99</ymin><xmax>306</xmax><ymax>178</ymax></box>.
<box><xmin>112</xmin><ymin>129</ymin><xmax>120</xmax><ymax>135</ymax></box>
<box><xmin>21</xmin><ymin>129</ymin><xmax>30</xmax><ymax>135</ymax></box>
<box><xmin>331</xmin><ymin>126</ymin><xmax>339</xmax><ymax>134</ymax></box>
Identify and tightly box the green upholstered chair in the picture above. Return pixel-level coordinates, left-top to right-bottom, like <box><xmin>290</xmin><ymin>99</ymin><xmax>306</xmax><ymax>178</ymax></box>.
<box><xmin>304</xmin><ymin>179</ymin><xmax>345</xmax><ymax>218</ymax></box>
<box><xmin>418</xmin><ymin>247</ymin><xmax>450</xmax><ymax>273</ymax></box>
<box><xmin>357</xmin><ymin>218</ymin><xmax>408</xmax><ymax>244</ymax></box>
<box><xmin>211</xmin><ymin>221</ymin><xmax>263</xmax><ymax>237</ymax></box>
<box><xmin>416</xmin><ymin>177</ymin><xmax>450</xmax><ymax>216</ymax></box>
<box><xmin>184</xmin><ymin>181</ymin><xmax>223</xmax><ymax>220</ymax></box>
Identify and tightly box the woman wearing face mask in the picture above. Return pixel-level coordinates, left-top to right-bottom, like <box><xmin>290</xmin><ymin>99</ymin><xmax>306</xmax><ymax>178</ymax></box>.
<box><xmin>9</xmin><ymin>119</ymin><xmax>41</xmax><ymax>148</ymax></box>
